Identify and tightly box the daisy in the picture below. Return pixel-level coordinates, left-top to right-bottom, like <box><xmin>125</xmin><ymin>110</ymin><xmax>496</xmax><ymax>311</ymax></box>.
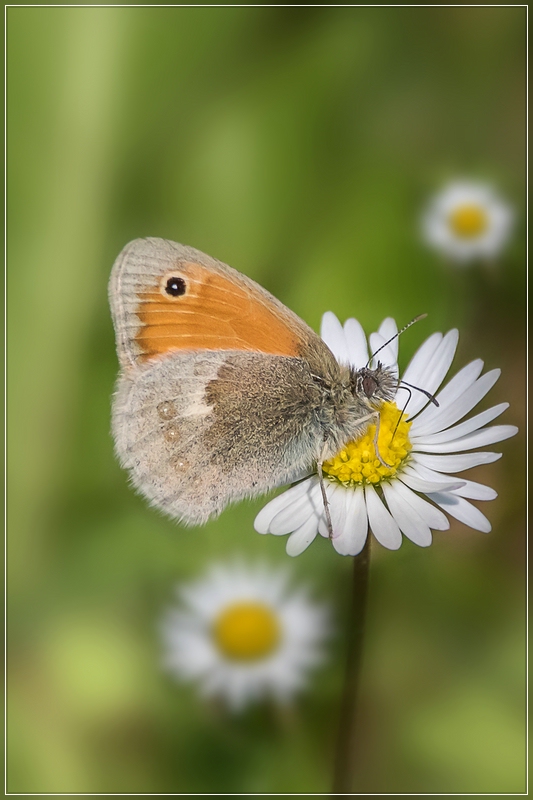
<box><xmin>161</xmin><ymin>560</ymin><xmax>330</xmax><ymax>711</ymax></box>
<box><xmin>421</xmin><ymin>180</ymin><xmax>514</xmax><ymax>263</ymax></box>
<box><xmin>255</xmin><ymin>313</ymin><xmax>518</xmax><ymax>557</ymax></box>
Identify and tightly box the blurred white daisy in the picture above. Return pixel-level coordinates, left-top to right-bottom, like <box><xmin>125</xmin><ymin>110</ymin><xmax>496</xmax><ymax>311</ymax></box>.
<box><xmin>421</xmin><ymin>180</ymin><xmax>514</xmax><ymax>263</ymax></box>
<box><xmin>161</xmin><ymin>560</ymin><xmax>329</xmax><ymax>711</ymax></box>
<box><xmin>255</xmin><ymin>313</ymin><xmax>518</xmax><ymax>557</ymax></box>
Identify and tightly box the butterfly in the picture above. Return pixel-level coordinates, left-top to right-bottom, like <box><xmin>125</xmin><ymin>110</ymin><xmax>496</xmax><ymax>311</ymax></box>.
<box><xmin>109</xmin><ymin>238</ymin><xmax>398</xmax><ymax>527</ymax></box>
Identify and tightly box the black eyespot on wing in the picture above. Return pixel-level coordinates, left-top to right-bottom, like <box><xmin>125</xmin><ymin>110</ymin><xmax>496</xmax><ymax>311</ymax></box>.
<box><xmin>165</xmin><ymin>276</ymin><xmax>186</xmax><ymax>297</ymax></box>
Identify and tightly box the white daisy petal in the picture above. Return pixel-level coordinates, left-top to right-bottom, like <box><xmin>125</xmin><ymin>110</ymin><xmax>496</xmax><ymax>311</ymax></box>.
<box><xmin>409</xmin><ymin>359</ymin><xmax>484</xmax><ymax>431</ymax></box>
<box><xmin>448</xmin><ymin>479</ymin><xmax>497</xmax><ymax>501</ymax></box>
<box><xmin>268</xmin><ymin>482</ymin><xmax>322</xmax><ymax>535</ymax></box>
<box><xmin>315</xmin><ymin>481</ymin><xmax>339</xmax><ymax>538</ymax></box>
<box><xmin>370</xmin><ymin>318</ymin><xmax>399</xmax><ymax>372</ymax></box>
<box><xmin>317</xmin><ymin>515</ymin><xmax>330</xmax><ymax>538</ymax></box>
<box><xmin>343</xmin><ymin>317</ymin><xmax>370</xmax><ymax>368</ymax></box>
<box><xmin>162</xmin><ymin>626</ymin><xmax>215</xmax><ymax>673</ymax></box>
<box><xmin>179</xmin><ymin>586</ymin><xmax>220</xmax><ymax>620</ymax></box>
<box><xmin>426</xmin><ymin>492</ymin><xmax>492</xmax><ymax>533</ymax></box>
<box><xmin>400</xmin><ymin>464</ymin><xmax>465</xmax><ymax>493</ymax></box>
<box><xmin>399</xmin><ymin>331</ymin><xmax>443</xmax><ymax>392</ymax></box>
<box><xmin>254</xmin><ymin>479</ymin><xmax>315</xmax><ymax>534</ymax></box>
<box><xmin>286</xmin><ymin>516</ymin><xmax>320</xmax><ymax>557</ymax></box>
<box><xmin>406</xmin><ymin>461</ymin><xmax>468</xmax><ymax>488</ymax></box>
<box><xmin>382</xmin><ymin>482</ymin><xmax>432</xmax><ymax>547</ymax></box>
<box><xmin>410</xmin><ymin>464</ymin><xmax>498</xmax><ymax>500</ymax></box>
<box><xmin>411</xmin><ymin>403</ymin><xmax>510</xmax><ymax>445</ymax></box>
<box><xmin>411</xmin><ymin>369</ymin><xmax>501</xmax><ymax>436</ymax></box>
<box><xmin>378</xmin><ymin>316</ymin><xmax>399</xmax><ymax>348</ymax></box>
<box><xmin>417</xmin><ymin>328</ymin><xmax>459</xmax><ymax>394</ymax></box>
<box><xmin>412</xmin><ymin>424</ymin><xmax>518</xmax><ymax>453</ymax></box>
<box><xmin>320</xmin><ymin>311</ymin><xmax>350</xmax><ymax>364</ymax></box>
<box><xmin>392</xmin><ymin>479</ymin><xmax>450</xmax><ymax>530</ymax></box>
<box><xmin>397</xmin><ymin>330</ymin><xmax>458</xmax><ymax>416</ymax></box>
<box><xmin>411</xmin><ymin>451</ymin><xmax>502</xmax><ymax>472</ymax></box>
<box><xmin>331</xmin><ymin>486</ymin><xmax>369</xmax><ymax>556</ymax></box>
<box><xmin>364</xmin><ymin>484</ymin><xmax>402</xmax><ymax>549</ymax></box>
<box><xmin>329</xmin><ymin>484</ymin><xmax>350</xmax><ymax>534</ymax></box>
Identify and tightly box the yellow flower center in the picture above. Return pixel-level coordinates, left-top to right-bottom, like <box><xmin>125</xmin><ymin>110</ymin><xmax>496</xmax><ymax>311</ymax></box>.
<box><xmin>213</xmin><ymin>602</ymin><xmax>281</xmax><ymax>661</ymax></box>
<box><xmin>322</xmin><ymin>401</ymin><xmax>412</xmax><ymax>486</ymax></box>
<box><xmin>448</xmin><ymin>203</ymin><xmax>488</xmax><ymax>238</ymax></box>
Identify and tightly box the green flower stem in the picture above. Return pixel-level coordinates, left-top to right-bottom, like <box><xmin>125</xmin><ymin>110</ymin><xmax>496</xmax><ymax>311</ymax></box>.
<box><xmin>332</xmin><ymin>537</ymin><xmax>371</xmax><ymax>794</ymax></box>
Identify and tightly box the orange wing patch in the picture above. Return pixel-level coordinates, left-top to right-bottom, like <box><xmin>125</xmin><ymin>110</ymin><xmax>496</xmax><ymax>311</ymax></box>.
<box><xmin>135</xmin><ymin>261</ymin><xmax>299</xmax><ymax>361</ymax></box>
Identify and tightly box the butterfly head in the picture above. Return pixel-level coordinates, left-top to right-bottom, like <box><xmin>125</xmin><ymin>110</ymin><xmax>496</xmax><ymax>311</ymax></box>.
<box><xmin>351</xmin><ymin>362</ymin><xmax>398</xmax><ymax>409</ymax></box>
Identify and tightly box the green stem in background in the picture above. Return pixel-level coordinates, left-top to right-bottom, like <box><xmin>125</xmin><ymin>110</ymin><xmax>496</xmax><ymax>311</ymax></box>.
<box><xmin>332</xmin><ymin>537</ymin><xmax>371</xmax><ymax>794</ymax></box>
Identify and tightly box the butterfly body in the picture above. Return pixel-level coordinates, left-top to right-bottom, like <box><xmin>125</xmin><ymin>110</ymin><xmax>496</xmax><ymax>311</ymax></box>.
<box><xmin>109</xmin><ymin>238</ymin><xmax>396</xmax><ymax>524</ymax></box>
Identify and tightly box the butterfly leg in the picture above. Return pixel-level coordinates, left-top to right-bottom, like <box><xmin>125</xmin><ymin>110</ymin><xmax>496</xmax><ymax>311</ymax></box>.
<box><xmin>317</xmin><ymin>441</ymin><xmax>334</xmax><ymax>539</ymax></box>
<box><xmin>372</xmin><ymin>410</ymin><xmax>393</xmax><ymax>469</ymax></box>
<box><xmin>349</xmin><ymin>409</ymin><xmax>394</xmax><ymax>469</ymax></box>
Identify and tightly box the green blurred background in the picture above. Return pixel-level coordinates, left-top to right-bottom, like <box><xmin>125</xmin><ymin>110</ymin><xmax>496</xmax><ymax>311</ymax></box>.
<box><xmin>7</xmin><ymin>5</ymin><xmax>526</xmax><ymax>794</ymax></box>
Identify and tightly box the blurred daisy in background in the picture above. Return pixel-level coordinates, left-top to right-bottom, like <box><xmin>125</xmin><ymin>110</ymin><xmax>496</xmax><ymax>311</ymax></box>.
<box><xmin>161</xmin><ymin>560</ymin><xmax>330</xmax><ymax>711</ymax></box>
<box><xmin>421</xmin><ymin>180</ymin><xmax>514</xmax><ymax>264</ymax></box>
<box><xmin>255</xmin><ymin>313</ymin><xmax>518</xmax><ymax>557</ymax></box>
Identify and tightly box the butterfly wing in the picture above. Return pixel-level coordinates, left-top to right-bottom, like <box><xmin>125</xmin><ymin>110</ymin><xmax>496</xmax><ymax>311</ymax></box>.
<box><xmin>109</xmin><ymin>237</ymin><xmax>327</xmax><ymax>370</ymax></box>
<box><xmin>109</xmin><ymin>238</ymin><xmax>339</xmax><ymax>524</ymax></box>
<box><xmin>112</xmin><ymin>349</ymin><xmax>331</xmax><ymax>524</ymax></box>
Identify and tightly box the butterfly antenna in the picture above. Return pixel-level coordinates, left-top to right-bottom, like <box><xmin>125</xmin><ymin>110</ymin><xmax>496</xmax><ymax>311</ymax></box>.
<box><xmin>366</xmin><ymin>313</ymin><xmax>428</xmax><ymax>368</ymax></box>
<box><xmin>399</xmin><ymin>380</ymin><xmax>439</xmax><ymax>407</ymax></box>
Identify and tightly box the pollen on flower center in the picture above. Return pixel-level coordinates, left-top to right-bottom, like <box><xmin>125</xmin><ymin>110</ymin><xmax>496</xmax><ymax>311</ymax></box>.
<box><xmin>448</xmin><ymin>203</ymin><xmax>488</xmax><ymax>238</ymax></box>
<box><xmin>213</xmin><ymin>602</ymin><xmax>281</xmax><ymax>661</ymax></box>
<box><xmin>322</xmin><ymin>401</ymin><xmax>412</xmax><ymax>487</ymax></box>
